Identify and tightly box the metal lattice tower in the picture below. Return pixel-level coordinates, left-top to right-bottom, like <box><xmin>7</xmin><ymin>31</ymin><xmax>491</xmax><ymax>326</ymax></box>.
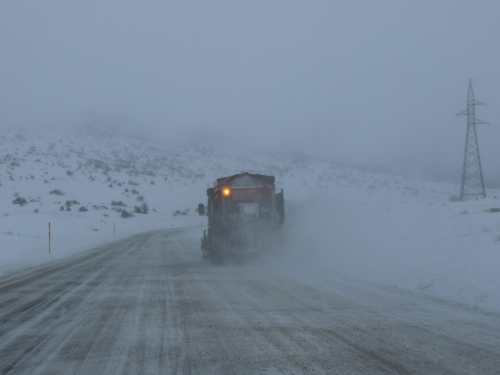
<box><xmin>457</xmin><ymin>79</ymin><xmax>488</xmax><ymax>201</ymax></box>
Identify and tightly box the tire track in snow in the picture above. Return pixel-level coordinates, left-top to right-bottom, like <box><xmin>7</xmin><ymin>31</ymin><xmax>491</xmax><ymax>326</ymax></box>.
<box><xmin>0</xmin><ymin>228</ymin><xmax>499</xmax><ymax>374</ymax></box>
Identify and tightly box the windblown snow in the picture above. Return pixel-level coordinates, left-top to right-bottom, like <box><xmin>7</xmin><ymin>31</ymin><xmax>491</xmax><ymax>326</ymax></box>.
<box><xmin>1</xmin><ymin>124</ymin><xmax>499</xmax><ymax>312</ymax></box>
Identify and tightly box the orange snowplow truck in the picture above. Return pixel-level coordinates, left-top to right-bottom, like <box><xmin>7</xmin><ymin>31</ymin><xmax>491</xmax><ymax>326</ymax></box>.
<box><xmin>198</xmin><ymin>172</ymin><xmax>284</xmax><ymax>263</ymax></box>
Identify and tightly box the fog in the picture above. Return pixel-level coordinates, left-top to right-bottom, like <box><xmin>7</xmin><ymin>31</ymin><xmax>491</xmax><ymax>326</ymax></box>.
<box><xmin>1</xmin><ymin>1</ymin><xmax>500</xmax><ymax>183</ymax></box>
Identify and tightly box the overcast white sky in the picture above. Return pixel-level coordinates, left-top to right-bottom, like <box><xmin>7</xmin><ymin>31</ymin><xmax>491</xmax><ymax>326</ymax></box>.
<box><xmin>1</xmin><ymin>1</ymin><xmax>500</xmax><ymax>182</ymax></box>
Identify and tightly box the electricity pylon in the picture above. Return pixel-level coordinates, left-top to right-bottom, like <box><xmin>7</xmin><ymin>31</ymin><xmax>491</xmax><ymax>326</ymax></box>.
<box><xmin>457</xmin><ymin>79</ymin><xmax>488</xmax><ymax>201</ymax></box>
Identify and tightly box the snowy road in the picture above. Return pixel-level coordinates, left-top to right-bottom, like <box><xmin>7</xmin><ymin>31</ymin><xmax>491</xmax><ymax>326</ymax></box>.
<box><xmin>1</xmin><ymin>229</ymin><xmax>499</xmax><ymax>374</ymax></box>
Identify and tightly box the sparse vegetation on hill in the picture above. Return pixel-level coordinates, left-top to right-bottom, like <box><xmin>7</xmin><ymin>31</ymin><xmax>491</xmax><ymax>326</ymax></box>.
<box><xmin>13</xmin><ymin>196</ymin><xmax>27</xmax><ymax>206</ymax></box>
<box><xmin>0</xmin><ymin>124</ymin><xmax>474</xmax><ymax>224</ymax></box>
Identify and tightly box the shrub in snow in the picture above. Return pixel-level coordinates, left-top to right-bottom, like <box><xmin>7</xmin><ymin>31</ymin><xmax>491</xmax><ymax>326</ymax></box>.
<box><xmin>65</xmin><ymin>200</ymin><xmax>79</xmax><ymax>208</ymax></box>
<box><xmin>34</xmin><ymin>208</ymin><xmax>39</xmax><ymax>213</ymax></box>
<box><xmin>134</xmin><ymin>203</ymin><xmax>149</xmax><ymax>214</ymax></box>
<box><xmin>86</xmin><ymin>159</ymin><xmax>111</xmax><ymax>173</ymax></box>
<box><xmin>131</xmin><ymin>189</ymin><xmax>139</xmax><ymax>195</ymax></box>
<box><xmin>50</xmin><ymin>189</ymin><xmax>65</xmax><ymax>196</ymax></box>
<box><xmin>173</xmin><ymin>209</ymin><xmax>189</xmax><ymax>216</ymax></box>
<box><xmin>14</xmin><ymin>132</ymin><xmax>26</xmax><ymax>141</ymax></box>
<box><xmin>136</xmin><ymin>195</ymin><xmax>145</xmax><ymax>202</ymax></box>
<box><xmin>60</xmin><ymin>206</ymin><xmax>64</xmax><ymax>211</ymax></box>
<box><xmin>79</xmin><ymin>206</ymin><xmax>88</xmax><ymax>212</ymax></box>
<box><xmin>66</xmin><ymin>170</ymin><xmax>73</xmax><ymax>176</ymax></box>
<box><xmin>121</xmin><ymin>210</ymin><xmax>134</xmax><ymax>218</ymax></box>
<box><xmin>128</xmin><ymin>180</ymin><xmax>140</xmax><ymax>186</ymax></box>
<box><xmin>92</xmin><ymin>205</ymin><xmax>109</xmax><ymax>210</ymax></box>
<box><xmin>111</xmin><ymin>201</ymin><xmax>127</xmax><ymax>207</ymax></box>
<box><xmin>13</xmin><ymin>197</ymin><xmax>28</xmax><ymax>206</ymax></box>
<box><xmin>485</xmin><ymin>207</ymin><xmax>500</xmax><ymax>213</ymax></box>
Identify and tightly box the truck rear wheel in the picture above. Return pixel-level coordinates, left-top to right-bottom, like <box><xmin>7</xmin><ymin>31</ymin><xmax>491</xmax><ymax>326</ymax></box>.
<box><xmin>210</xmin><ymin>250</ymin><xmax>223</xmax><ymax>265</ymax></box>
<box><xmin>210</xmin><ymin>239</ymin><xmax>225</xmax><ymax>265</ymax></box>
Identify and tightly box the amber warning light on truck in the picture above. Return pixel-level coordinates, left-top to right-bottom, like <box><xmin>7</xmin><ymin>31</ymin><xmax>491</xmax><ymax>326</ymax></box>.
<box><xmin>223</xmin><ymin>188</ymin><xmax>230</xmax><ymax>196</ymax></box>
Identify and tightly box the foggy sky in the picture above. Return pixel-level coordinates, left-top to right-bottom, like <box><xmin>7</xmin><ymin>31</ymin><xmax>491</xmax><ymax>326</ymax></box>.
<box><xmin>1</xmin><ymin>1</ymin><xmax>500</xmax><ymax>183</ymax></box>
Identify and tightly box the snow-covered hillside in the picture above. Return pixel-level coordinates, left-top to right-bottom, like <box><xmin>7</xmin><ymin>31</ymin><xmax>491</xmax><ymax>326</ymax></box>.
<box><xmin>1</xmin><ymin>124</ymin><xmax>500</xmax><ymax>312</ymax></box>
<box><xmin>0</xmin><ymin>123</ymin><xmax>339</xmax><ymax>271</ymax></box>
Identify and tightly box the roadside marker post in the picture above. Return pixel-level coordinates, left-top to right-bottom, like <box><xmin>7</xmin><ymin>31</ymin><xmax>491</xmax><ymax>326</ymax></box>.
<box><xmin>49</xmin><ymin>222</ymin><xmax>51</xmax><ymax>253</ymax></box>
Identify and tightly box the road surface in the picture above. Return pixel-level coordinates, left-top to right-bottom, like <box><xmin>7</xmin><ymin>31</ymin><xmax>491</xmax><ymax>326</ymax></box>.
<box><xmin>0</xmin><ymin>228</ymin><xmax>499</xmax><ymax>374</ymax></box>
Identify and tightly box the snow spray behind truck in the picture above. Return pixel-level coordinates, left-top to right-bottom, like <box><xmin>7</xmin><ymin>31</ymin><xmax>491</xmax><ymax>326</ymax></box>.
<box><xmin>198</xmin><ymin>172</ymin><xmax>284</xmax><ymax>263</ymax></box>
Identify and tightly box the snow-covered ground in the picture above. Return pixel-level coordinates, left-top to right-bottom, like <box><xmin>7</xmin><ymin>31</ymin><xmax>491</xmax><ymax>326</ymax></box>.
<box><xmin>285</xmin><ymin>186</ymin><xmax>500</xmax><ymax>313</ymax></box>
<box><xmin>1</xmin><ymin>124</ymin><xmax>499</xmax><ymax>312</ymax></box>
